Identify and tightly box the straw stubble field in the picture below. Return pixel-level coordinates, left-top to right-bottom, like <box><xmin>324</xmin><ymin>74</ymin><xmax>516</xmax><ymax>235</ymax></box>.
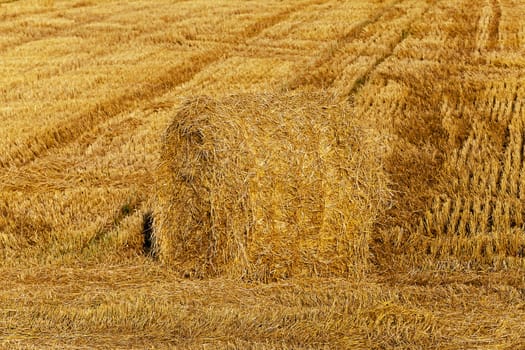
<box><xmin>1</xmin><ymin>0</ymin><xmax>525</xmax><ymax>348</ymax></box>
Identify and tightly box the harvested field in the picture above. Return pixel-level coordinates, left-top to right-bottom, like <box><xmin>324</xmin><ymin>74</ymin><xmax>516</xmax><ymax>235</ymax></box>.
<box><xmin>1</xmin><ymin>0</ymin><xmax>525</xmax><ymax>348</ymax></box>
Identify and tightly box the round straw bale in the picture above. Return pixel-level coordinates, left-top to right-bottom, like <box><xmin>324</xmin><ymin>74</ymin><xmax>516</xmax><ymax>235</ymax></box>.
<box><xmin>154</xmin><ymin>92</ymin><xmax>386</xmax><ymax>280</ymax></box>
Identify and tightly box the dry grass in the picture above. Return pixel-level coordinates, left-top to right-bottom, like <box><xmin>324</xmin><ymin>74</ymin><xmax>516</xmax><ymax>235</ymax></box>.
<box><xmin>1</xmin><ymin>0</ymin><xmax>525</xmax><ymax>348</ymax></box>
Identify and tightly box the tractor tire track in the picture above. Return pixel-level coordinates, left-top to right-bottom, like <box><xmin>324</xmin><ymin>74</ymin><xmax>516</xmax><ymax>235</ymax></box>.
<box><xmin>487</xmin><ymin>0</ymin><xmax>501</xmax><ymax>50</ymax></box>
<box><xmin>285</xmin><ymin>0</ymin><xmax>404</xmax><ymax>90</ymax></box>
<box><xmin>475</xmin><ymin>0</ymin><xmax>501</xmax><ymax>53</ymax></box>
<box><xmin>343</xmin><ymin>3</ymin><xmax>433</xmax><ymax>104</ymax></box>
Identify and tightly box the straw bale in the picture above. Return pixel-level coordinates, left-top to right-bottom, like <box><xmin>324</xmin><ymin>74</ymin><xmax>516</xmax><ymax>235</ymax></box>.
<box><xmin>154</xmin><ymin>92</ymin><xmax>387</xmax><ymax>280</ymax></box>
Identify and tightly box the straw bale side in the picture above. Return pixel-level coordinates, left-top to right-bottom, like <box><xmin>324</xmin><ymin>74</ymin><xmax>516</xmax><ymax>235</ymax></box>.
<box><xmin>154</xmin><ymin>92</ymin><xmax>387</xmax><ymax>280</ymax></box>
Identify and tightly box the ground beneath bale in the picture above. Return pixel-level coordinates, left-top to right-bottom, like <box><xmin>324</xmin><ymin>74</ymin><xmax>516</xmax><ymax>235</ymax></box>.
<box><xmin>1</xmin><ymin>264</ymin><xmax>524</xmax><ymax>349</ymax></box>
